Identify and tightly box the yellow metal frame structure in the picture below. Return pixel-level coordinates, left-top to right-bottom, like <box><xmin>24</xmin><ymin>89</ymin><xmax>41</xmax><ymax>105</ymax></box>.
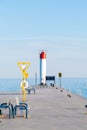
<box><xmin>17</xmin><ymin>62</ymin><xmax>30</xmax><ymax>102</ymax></box>
<box><xmin>18</xmin><ymin>62</ymin><xmax>30</xmax><ymax>80</ymax></box>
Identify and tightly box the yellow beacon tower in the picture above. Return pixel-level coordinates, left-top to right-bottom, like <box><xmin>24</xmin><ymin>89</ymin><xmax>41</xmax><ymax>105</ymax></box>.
<box><xmin>18</xmin><ymin>62</ymin><xmax>30</xmax><ymax>102</ymax></box>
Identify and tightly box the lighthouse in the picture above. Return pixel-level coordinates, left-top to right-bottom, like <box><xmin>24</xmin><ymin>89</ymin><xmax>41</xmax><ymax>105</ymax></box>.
<box><xmin>40</xmin><ymin>51</ymin><xmax>46</xmax><ymax>85</ymax></box>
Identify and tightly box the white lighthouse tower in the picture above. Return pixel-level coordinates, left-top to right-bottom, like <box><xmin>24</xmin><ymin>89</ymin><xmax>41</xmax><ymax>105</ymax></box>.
<box><xmin>40</xmin><ymin>51</ymin><xmax>46</xmax><ymax>85</ymax></box>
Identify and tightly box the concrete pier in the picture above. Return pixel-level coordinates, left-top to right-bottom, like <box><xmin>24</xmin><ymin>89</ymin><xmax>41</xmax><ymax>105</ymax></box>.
<box><xmin>0</xmin><ymin>87</ymin><xmax>87</xmax><ymax>130</ymax></box>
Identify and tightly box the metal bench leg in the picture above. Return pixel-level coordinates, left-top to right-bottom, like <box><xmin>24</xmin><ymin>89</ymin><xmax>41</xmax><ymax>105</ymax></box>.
<box><xmin>8</xmin><ymin>107</ymin><xmax>11</xmax><ymax>118</ymax></box>
<box><xmin>25</xmin><ymin>108</ymin><xmax>28</xmax><ymax>118</ymax></box>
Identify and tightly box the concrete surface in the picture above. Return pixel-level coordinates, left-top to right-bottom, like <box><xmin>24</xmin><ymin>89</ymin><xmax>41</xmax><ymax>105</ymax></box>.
<box><xmin>0</xmin><ymin>87</ymin><xmax>87</xmax><ymax>130</ymax></box>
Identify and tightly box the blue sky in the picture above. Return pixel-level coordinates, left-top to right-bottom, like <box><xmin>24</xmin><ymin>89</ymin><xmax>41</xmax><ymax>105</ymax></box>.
<box><xmin>0</xmin><ymin>0</ymin><xmax>87</xmax><ymax>78</ymax></box>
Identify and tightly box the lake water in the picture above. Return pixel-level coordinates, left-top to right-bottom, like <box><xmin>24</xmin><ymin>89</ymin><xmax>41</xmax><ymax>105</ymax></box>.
<box><xmin>0</xmin><ymin>78</ymin><xmax>87</xmax><ymax>99</ymax></box>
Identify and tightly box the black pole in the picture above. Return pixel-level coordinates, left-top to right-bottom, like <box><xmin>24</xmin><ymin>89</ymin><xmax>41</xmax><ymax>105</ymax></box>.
<box><xmin>58</xmin><ymin>73</ymin><xmax>62</xmax><ymax>88</ymax></box>
<box><xmin>35</xmin><ymin>72</ymin><xmax>37</xmax><ymax>86</ymax></box>
<box><xmin>59</xmin><ymin>77</ymin><xmax>61</xmax><ymax>88</ymax></box>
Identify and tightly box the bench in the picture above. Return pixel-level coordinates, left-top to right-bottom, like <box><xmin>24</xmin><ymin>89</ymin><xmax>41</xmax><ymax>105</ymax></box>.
<box><xmin>0</xmin><ymin>103</ymin><xmax>13</xmax><ymax>118</ymax></box>
<box><xmin>26</xmin><ymin>87</ymin><xmax>36</xmax><ymax>94</ymax></box>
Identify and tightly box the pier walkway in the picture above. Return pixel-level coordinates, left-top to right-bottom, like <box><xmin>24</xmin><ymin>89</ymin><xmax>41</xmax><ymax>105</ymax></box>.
<box><xmin>0</xmin><ymin>87</ymin><xmax>87</xmax><ymax>130</ymax></box>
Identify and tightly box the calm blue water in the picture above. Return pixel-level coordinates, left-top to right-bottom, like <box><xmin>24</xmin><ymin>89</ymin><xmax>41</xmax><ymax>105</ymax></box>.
<box><xmin>0</xmin><ymin>78</ymin><xmax>35</xmax><ymax>92</ymax></box>
<box><xmin>0</xmin><ymin>78</ymin><xmax>87</xmax><ymax>99</ymax></box>
<box><xmin>56</xmin><ymin>78</ymin><xmax>87</xmax><ymax>99</ymax></box>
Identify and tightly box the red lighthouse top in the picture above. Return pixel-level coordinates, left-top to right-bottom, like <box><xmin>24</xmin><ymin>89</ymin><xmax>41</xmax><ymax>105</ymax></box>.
<box><xmin>40</xmin><ymin>51</ymin><xmax>46</xmax><ymax>59</ymax></box>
